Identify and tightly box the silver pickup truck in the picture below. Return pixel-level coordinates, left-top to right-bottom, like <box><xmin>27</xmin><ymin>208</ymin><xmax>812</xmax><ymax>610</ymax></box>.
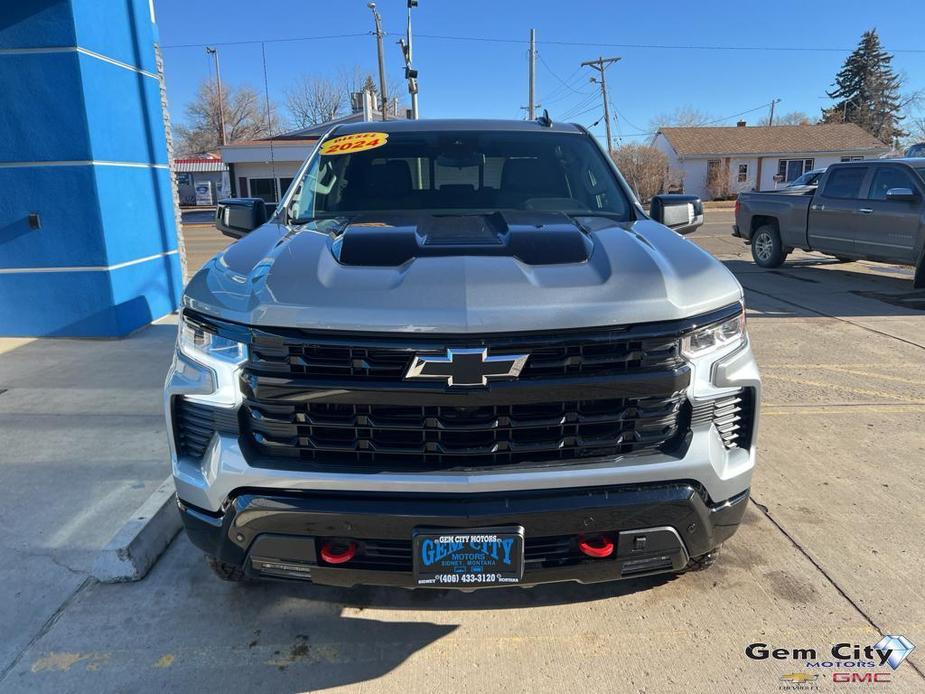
<box><xmin>733</xmin><ymin>159</ymin><xmax>925</xmax><ymax>287</ymax></box>
<box><xmin>165</xmin><ymin>119</ymin><xmax>761</xmax><ymax>589</ymax></box>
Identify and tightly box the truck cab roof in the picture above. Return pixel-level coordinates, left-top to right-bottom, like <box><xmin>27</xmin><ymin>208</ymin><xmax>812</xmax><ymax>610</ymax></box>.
<box><xmin>330</xmin><ymin>118</ymin><xmax>586</xmax><ymax>136</ymax></box>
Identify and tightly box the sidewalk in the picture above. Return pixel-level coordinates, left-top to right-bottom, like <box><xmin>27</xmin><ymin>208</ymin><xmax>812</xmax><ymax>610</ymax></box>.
<box><xmin>0</xmin><ymin>318</ymin><xmax>177</xmax><ymax>680</ymax></box>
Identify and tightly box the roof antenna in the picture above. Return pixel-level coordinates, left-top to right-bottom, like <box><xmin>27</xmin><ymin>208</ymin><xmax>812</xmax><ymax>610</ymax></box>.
<box><xmin>536</xmin><ymin>108</ymin><xmax>552</xmax><ymax>127</ymax></box>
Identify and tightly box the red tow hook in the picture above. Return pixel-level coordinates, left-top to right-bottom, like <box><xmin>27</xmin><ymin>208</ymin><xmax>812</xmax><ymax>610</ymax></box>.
<box><xmin>319</xmin><ymin>540</ymin><xmax>358</xmax><ymax>565</ymax></box>
<box><xmin>578</xmin><ymin>535</ymin><xmax>615</xmax><ymax>558</ymax></box>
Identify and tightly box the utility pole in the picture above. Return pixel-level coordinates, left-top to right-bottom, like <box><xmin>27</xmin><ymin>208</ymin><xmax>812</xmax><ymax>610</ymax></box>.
<box><xmin>206</xmin><ymin>46</ymin><xmax>226</xmax><ymax>145</ymax></box>
<box><xmin>768</xmin><ymin>98</ymin><xmax>781</xmax><ymax>126</ymax></box>
<box><xmin>368</xmin><ymin>3</ymin><xmax>389</xmax><ymax>121</ymax></box>
<box><xmin>399</xmin><ymin>0</ymin><xmax>419</xmax><ymax>119</ymax></box>
<box><xmin>581</xmin><ymin>56</ymin><xmax>620</xmax><ymax>155</ymax></box>
<box><xmin>528</xmin><ymin>29</ymin><xmax>536</xmax><ymax>120</ymax></box>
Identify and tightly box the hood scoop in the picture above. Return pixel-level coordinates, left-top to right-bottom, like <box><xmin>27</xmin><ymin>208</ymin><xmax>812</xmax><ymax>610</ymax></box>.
<box><xmin>334</xmin><ymin>211</ymin><xmax>592</xmax><ymax>267</ymax></box>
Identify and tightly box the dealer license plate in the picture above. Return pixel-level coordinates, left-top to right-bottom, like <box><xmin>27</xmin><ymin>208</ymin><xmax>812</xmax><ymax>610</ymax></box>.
<box><xmin>412</xmin><ymin>527</ymin><xmax>525</xmax><ymax>587</ymax></box>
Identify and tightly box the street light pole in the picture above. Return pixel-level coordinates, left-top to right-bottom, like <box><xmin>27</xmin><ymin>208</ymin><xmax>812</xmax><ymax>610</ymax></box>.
<box><xmin>528</xmin><ymin>29</ymin><xmax>536</xmax><ymax>120</ymax></box>
<box><xmin>399</xmin><ymin>0</ymin><xmax>419</xmax><ymax>119</ymax></box>
<box><xmin>368</xmin><ymin>3</ymin><xmax>389</xmax><ymax>121</ymax></box>
<box><xmin>206</xmin><ymin>46</ymin><xmax>226</xmax><ymax>146</ymax></box>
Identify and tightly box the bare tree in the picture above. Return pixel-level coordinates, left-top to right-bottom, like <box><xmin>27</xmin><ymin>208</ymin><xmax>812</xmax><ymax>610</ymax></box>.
<box><xmin>175</xmin><ymin>79</ymin><xmax>280</xmax><ymax>156</ymax></box>
<box><xmin>611</xmin><ymin>144</ymin><xmax>673</xmax><ymax>203</ymax></box>
<box><xmin>285</xmin><ymin>75</ymin><xmax>346</xmax><ymax>129</ymax></box>
<box><xmin>773</xmin><ymin>111</ymin><xmax>812</xmax><ymax>126</ymax></box>
<box><xmin>650</xmin><ymin>105</ymin><xmax>714</xmax><ymax>131</ymax></box>
<box><xmin>706</xmin><ymin>160</ymin><xmax>732</xmax><ymax>200</ymax></box>
<box><xmin>339</xmin><ymin>64</ymin><xmax>404</xmax><ymax>115</ymax></box>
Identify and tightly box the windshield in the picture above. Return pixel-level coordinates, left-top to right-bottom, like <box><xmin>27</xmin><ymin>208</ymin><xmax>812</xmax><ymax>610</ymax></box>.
<box><xmin>287</xmin><ymin>130</ymin><xmax>632</xmax><ymax>223</ymax></box>
<box><xmin>916</xmin><ymin>167</ymin><xmax>925</xmax><ymax>183</ymax></box>
<box><xmin>789</xmin><ymin>170</ymin><xmax>820</xmax><ymax>187</ymax></box>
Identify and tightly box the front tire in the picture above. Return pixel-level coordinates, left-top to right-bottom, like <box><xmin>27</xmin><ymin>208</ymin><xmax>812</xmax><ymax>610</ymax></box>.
<box><xmin>751</xmin><ymin>225</ymin><xmax>787</xmax><ymax>268</ymax></box>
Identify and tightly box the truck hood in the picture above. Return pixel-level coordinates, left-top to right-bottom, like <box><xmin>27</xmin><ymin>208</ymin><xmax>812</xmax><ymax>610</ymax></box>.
<box><xmin>183</xmin><ymin>213</ymin><xmax>742</xmax><ymax>333</ymax></box>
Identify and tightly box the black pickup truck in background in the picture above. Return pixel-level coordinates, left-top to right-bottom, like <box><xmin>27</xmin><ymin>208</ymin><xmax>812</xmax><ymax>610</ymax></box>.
<box><xmin>733</xmin><ymin>159</ymin><xmax>925</xmax><ymax>287</ymax></box>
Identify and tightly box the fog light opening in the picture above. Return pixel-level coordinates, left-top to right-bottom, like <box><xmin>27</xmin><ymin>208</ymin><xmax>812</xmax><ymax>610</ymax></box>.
<box><xmin>578</xmin><ymin>535</ymin><xmax>615</xmax><ymax>558</ymax></box>
<box><xmin>319</xmin><ymin>540</ymin><xmax>358</xmax><ymax>565</ymax></box>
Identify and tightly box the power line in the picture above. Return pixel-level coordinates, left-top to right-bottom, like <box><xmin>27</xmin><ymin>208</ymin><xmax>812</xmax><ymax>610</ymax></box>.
<box><xmin>559</xmin><ymin>91</ymin><xmax>600</xmax><ymax>119</ymax></box>
<box><xmin>161</xmin><ymin>32</ymin><xmax>370</xmax><ymax>49</ymax></box>
<box><xmin>606</xmin><ymin>100</ymin><xmax>786</xmax><ymax>139</ymax></box>
<box><xmin>404</xmin><ymin>32</ymin><xmax>925</xmax><ymax>55</ymax></box>
<box><xmin>537</xmin><ymin>54</ymin><xmax>584</xmax><ymax>97</ymax></box>
<box><xmin>161</xmin><ymin>31</ymin><xmax>925</xmax><ymax>54</ymax></box>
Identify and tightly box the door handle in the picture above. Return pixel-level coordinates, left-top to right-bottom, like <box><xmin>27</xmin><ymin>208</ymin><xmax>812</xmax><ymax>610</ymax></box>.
<box><xmin>859</xmin><ymin>208</ymin><xmax>874</xmax><ymax>214</ymax></box>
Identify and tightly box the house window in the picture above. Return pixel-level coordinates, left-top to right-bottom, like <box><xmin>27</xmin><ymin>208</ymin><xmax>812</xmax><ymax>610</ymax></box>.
<box><xmin>279</xmin><ymin>177</ymin><xmax>294</xmax><ymax>197</ymax></box>
<box><xmin>777</xmin><ymin>158</ymin><xmax>815</xmax><ymax>183</ymax></box>
<box><xmin>249</xmin><ymin>177</ymin><xmax>278</xmax><ymax>203</ymax></box>
<box><xmin>737</xmin><ymin>163</ymin><xmax>748</xmax><ymax>183</ymax></box>
<box><xmin>840</xmin><ymin>156</ymin><xmax>864</xmax><ymax>162</ymax></box>
<box><xmin>707</xmin><ymin>160</ymin><xmax>722</xmax><ymax>178</ymax></box>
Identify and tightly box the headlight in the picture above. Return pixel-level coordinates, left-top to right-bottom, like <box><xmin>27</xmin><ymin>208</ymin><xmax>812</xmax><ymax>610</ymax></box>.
<box><xmin>681</xmin><ymin>306</ymin><xmax>746</xmax><ymax>359</ymax></box>
<box><xmin>177</xmin><ymin>315</ymin><xmax>247</xmax><ymax>367</ymax></box>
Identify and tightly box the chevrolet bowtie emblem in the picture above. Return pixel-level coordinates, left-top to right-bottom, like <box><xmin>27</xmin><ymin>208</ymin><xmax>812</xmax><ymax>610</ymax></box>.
<box><xmin>405</xmin><ymin>348</ymin><xmax>529</xmax><ymax>387</ymax></box>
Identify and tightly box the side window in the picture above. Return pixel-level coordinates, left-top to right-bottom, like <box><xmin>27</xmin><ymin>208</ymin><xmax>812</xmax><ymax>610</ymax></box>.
<box><xmin>821</xmin><ymin>167</ymin><xmax>868</xmax><ymax>199</ymax></box>
<box><xmin>868</xmin><ymin>168</ymin><xmax>917</xmax><ymax>200</ymax></box>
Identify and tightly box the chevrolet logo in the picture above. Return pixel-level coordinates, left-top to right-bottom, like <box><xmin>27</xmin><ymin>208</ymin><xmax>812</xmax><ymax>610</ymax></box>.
<box><xmin>405</xmin><ymin>348</ymin><xmax>529</xmax><ymax>387</ymax></box>
<box><xmin>780</xmin><ymin>673</ymin><xmax>817</xmax><ymax>684</ymax></box>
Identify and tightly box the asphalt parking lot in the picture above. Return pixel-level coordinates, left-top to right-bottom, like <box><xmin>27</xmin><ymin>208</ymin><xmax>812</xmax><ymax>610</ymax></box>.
<box><xmin>1</xmin><ymin>210</ymin><xmax>923</xmax><ymax>693</ymax></box>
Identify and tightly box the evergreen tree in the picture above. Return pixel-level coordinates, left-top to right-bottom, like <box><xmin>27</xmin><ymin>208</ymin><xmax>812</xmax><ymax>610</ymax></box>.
<box><xmin>821</xmin><ymin>29</ymin><xmax>905</xmax><ymax>144</ymax></box>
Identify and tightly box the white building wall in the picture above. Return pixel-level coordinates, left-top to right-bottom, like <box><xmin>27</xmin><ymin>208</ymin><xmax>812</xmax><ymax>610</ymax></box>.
<box><xmin>728</xmin><ymin>157</ymin><xmax>758</xmax><ymax>195</ymax></box>
<box><xmin>682</xmin><ymin>159</ymin><xmax>709</xmax><ymax>199</ymax></box>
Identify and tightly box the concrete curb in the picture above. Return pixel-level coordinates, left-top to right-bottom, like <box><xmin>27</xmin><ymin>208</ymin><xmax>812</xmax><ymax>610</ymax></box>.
<box><xmin>92</xmin><ymin>476</ymin><xmax>182</xmax><ymax>583</ymax></box>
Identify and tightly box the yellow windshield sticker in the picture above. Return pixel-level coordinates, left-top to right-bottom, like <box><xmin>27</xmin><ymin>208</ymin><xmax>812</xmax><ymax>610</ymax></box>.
<box><xmin>320</xmin><ymin>132</ymin><xmax>389</xmax><ymax>155</ymax></box>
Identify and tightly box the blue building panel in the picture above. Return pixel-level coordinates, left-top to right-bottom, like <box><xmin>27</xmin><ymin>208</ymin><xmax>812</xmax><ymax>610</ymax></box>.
<box><xmin>71</xmin><ymin>0</ymin><xmax>159</xmax><ymax>74</ymax></box>
<box><xmin>0</xmin><ymin>52</ymin><xmax>91</xmax><ymax>162</ymax></box>
<box><xmin>0</xmin><ymin>269</ymin><xmax>118</xmax><ymax>336</ymax></box>
<box><xmin>0</xmin><ymin>252</ymin><xmax>182</xmax><ymax>337</ymax></box>
<box><xmin>0</xmin><ymin>165</ymin><xmax>107</xmax><ymax>268</ymax></box>
<box><xmin>0</xmin><ymin>1</ymin><xmax>77</xmax><ymax>50</ymax></box>
<box><xmin>109</xmin><ymin>252</ymin><xmax>183</xmax><ymax>335</ymax></box>
<box><xmin>95</xmin><ymin>165</ymin><xmax>178</xmax><ymax>265</ymax></box>
<box><xmin>80</xmin><ymin>52</ymin><xmax>169</xmax><ymax>164</ymax></box>
<box><xmin>0</xmin><ymin>0</ymin><xmax>181</xmax><ymax>337</ymax></box>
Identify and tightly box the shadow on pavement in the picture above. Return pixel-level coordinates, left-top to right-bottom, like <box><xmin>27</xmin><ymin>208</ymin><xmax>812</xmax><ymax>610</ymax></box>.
<box><xmin>248</xmin><ymin>569</ymin><xmax>673</xmax><ymax>612</ymax></box>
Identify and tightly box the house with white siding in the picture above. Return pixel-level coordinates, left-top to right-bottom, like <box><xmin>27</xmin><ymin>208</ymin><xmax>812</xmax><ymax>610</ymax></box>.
<box><xmin>651</xmin><ymin>122</ymin><xmax>890</xmax><ymax>200</ymax></box>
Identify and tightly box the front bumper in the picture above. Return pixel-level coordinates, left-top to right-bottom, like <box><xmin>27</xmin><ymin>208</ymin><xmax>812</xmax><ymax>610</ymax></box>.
<box><xmin>181</xmin><ymin>482</ymin><xmax>750</xmax><ymax>587</ymax></box>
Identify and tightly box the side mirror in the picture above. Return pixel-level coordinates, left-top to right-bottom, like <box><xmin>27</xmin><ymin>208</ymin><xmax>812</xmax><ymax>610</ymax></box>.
<box><xmin>649</xmin><ymin>194</ymin><xmax>704</xmax><ymax>235</ymax></box>
<box><xmin>885</xmin><ymin>187</ymin><xmax>917</xmax><ymax>202</ymax></box>
<box><xmin>215</xmin><ymin>198</ymin><xmax>268</xmax><ymax>239</ymax></box>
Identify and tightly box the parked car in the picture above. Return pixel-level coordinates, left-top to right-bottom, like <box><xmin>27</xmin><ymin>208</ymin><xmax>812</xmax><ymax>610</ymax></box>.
<box><xmin>166</xmin><ymin>119</ymin><xmax>760</xmax><ymax>588</ymax></box>
<box><xmin>905</xmin><ymin>143</ymin><xmax>925</xmax><ymax>158</ymax></box>
<box><xmin>734</xmin><ymin>159</ymin><xmax>925</xmax><ymax>286</ymax></box>
<box><xmin>783</xmin><ymin>167</ymin><xmax>827</xmax><ymax>193</ymax></box>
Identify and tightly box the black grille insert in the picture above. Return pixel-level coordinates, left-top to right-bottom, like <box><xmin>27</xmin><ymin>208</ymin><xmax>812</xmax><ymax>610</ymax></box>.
<box><xmin>248</xmin><ymin>333</ymin><xmax>683</xmax><ymax>382</ymax></box>
<box><xmin>173</xmin><ymin>398</ymin><xmax>240</xmax><ymax>459</ymax></box>
<box><xmin>244</xmin><ymin>393</ymin><xmax>688</xmax><ymax>471</ymax></box>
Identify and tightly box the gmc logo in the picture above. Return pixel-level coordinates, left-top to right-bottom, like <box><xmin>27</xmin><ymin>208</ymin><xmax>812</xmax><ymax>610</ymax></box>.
<box><xmin>833</xmin><ymin>672</ymin><xmax>891</xmax><ymax>683</ymax></box>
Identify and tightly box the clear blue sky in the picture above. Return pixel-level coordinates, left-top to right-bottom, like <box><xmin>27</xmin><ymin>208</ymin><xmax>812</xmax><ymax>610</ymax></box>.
<box><xmin>154</xmin><ymin>0</ymin><xmax>925</xmax><ymax>143</ymax></box>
